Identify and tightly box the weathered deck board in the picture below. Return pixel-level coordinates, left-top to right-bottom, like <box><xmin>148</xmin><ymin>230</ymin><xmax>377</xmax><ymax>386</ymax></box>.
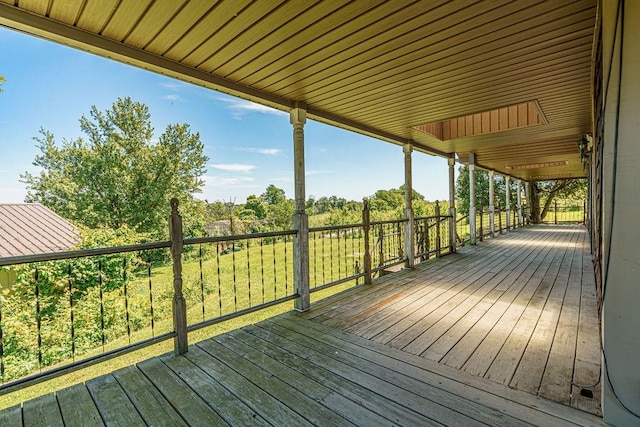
<box><xmin>307</xmin><ymin>225</ymin><xmax>602</xmax><ymax>416</ymax></box>
<box><xmin>1</xmin><ymin>225</ymin><xmax>602</xmax><ymax>425</ymax></box>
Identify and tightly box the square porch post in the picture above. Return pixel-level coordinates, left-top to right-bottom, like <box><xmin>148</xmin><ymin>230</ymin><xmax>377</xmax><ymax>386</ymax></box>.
<box><xmin>469</xmin><ymin>153</ymin><xmax>477</xmax><ymax>245</ymax></box>
<box><xmin>489</xmin><ymin>170</ymin><xmax>495</xmax><ymax>237</ymax></box>
<box><xmin>448</xmin><ymin>157</ymin><xmax>456</xmax><ymax>252</ymax></box>
<box><xmin>291</xmin><ymin>105</ymin><xmax>310</xmax><ymax>312</ymax></box>
<box><xmin>505</xmin><ymin>175</ymin><xmax>511</xmax><ymax>231</ymax></box>
<box><xmin>517</xmin><ymin>179</ymin><xmax>523</xmax><ymax>227</ymax></box>
<box><xmin>403</xmin><ymin>143</ymin><xmax>415</xmax><ymax>268</ymax></box>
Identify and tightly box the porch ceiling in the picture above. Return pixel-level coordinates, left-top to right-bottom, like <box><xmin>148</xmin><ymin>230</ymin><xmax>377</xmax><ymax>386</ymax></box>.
<box><xmin>0</xmin><ymin>0</ymin><xmax>596</xmax><ymax>181</ymax></box>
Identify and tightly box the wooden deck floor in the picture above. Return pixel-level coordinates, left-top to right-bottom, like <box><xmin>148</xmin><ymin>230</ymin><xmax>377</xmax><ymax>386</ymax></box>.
<box><xmin>303</xmin><ymin>224</ymin><xmax>602</xmax><ymax>416</ymax></box>
<box><xmin>0</xmin><ymin>225</ymin><xmax>603</xmax><ymax>426</ymax></box>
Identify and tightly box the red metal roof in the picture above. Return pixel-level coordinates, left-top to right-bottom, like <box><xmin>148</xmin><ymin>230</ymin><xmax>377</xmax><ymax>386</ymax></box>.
<box><xmin>0</xmin><ymin>203</ymin><xmax>79</xmax><ymax>258</ymax></box>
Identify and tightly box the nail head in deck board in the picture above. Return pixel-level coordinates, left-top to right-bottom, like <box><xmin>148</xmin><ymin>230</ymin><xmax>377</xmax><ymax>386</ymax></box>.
<box><xmin>111</xmin><ymin>365</ymin><xmax>188</xmax><ymax>427</ymax></box>
<box><xmin>86</xmin><ymin>374</ymin><xmax>146</xmax><ymax>427</ymax></box>
<box><xmin>184</xmin><ymin>345</ymin><xmax>311</xmax><ymax>427</ymax></box>
<box><xmin>136</xmin><ymin>358</ymin><xmax>229</xmax><ymax>426</ymax></box>
<box><xmin>160</xmin><ymin>353</ymin><xmax>270</xmax><ymax>426</ymax></box>
<box><xmin>56</xmin><ymin>383</ymin><xmax>105</xmax><ymax>427</ymax></box>
<box><xmin>0</xmin><ymin>405</ymin><xmax>22</xmax><ymax>427</ymax></box>
<box><xmin>197</xmin><ymin>338</ymin><xmax>354</xmax><ymax>427</ymax></box>
<box><xmin>22</xmin><ymin>392</ymin><xmax>63</xmax><ymax>427</ymax></box>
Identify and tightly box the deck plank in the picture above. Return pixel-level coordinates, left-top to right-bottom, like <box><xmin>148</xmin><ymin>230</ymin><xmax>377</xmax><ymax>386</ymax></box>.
<box><xmin>136</xmin><ymin>357</ymin><xmax>229</xmax><ymax>426</ymax></box>
<box><xmin>184</xmin><ymin>345</ymin><xmax>312</xmax><ymax>427</ymax></box>
<box><xmin>112</xmin><ymin>365</ymin><xmax>188</xmax><ymax>426</ymax></box>
<box><xmin>56</xmin><ymin>383</ymin><xmax>104</xmax><ymax>427</ymax></box>
<box><xmin>86</xmin><ymin>374</ymin><xmax>145</xmax><ymax>427</ymax></box>
<box><xmin>22</xmin><ymin>392</ymin><xmax>63</xmax><ymax>427</ymax></box>
<box><xmin>264</xmin><ymin>317</ymin><xmax>527</xmax><ymax>427</ymax></box>
<box><xmin>288</xmin><ymin>313</ymin><xmax>602</xmax><ymax>427</ymax></box>
<box><xmin>212</xmin><ymin>333</ymin><xmax>401</xmax><ymax>426</ymax></box>
<box><xmin>0</xmin><ymin>405</ymin><xmax>22</xmax><ymax>427</ymax></box>
<box><xmin>161</xmin><ymin>352</ymin><xmax>271</xmax><ymax>426</ymax></box>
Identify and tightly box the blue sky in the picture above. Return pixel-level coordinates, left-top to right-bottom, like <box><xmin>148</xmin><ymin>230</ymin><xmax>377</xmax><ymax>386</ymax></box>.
<box><xmin>0</xmin><ymin>26</ymin><xmax>453</xmax><ymax>205</ymax></box>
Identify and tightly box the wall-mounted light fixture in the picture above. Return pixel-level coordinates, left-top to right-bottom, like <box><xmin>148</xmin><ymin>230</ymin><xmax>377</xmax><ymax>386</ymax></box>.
<box><xmin>576</xmin><ymin>133</ymin><xmax>592</xmax><ymax>170</ymax></box>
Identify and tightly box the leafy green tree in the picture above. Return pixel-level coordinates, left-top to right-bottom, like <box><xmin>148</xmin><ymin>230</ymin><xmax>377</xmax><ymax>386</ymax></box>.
<box><xmin>528</xmin><ymin>179</ymin><xmax>587</xmax><ymax>223</ymax></box>
<box><xmin>455</xmin><ymin>166</ymin><xmax>518</xmax><ymax>215</ymax></box>
<box><xmin>261</xmin><ymin>184</ymin><xmax>286</xmax><ymax>205</ymax></box>
<box><xmin>21</xmin><ymin>97</ymin><xmax>208</xmax><ymax>237</ymax></box>
<box><xmin>242</xmin><ymin>194</ymin><xmax>267</xmax><ymax>219</ymax></box>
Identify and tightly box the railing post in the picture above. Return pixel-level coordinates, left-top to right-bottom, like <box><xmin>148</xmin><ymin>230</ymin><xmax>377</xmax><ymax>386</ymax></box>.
<box><xmin>169</xmin><ymin>198</ymin><xmax>188</xmax><ymax>355</ymax></box>
<box><xmin>378</xmin><ymin>224</ymin><xmax>384</xmax><ymax>267</ymax></box>
<box><xmin>469</xmin><ymin>154</ymin><xmax>477</xmax><ymax>245</ymax></box>
<box><xmin>505</xmin><ymin>175</ymin><xmax>511</xmax><ymax>231</ymax></box>
<box><xmin>435</xmin><ymin>201</ymin><xmax>441</xmax><ymax>257</ymax></box>
<box><xmin>362</xmin><ymin>199</ymin><xmax>372</xmax><ymax>284</ymax></box>
<box><xmin>291</xmin><ymin>105</ymin><xmax>310</xmax><ymax>312</ymax></box>
<box><xmin>554</xmin><ymin>201</ymin><xmax>558</xmax><ymax>224</ymax></box>
<box><xmin>479</xmin><ymin>206</ymin><xmax>485</xmax><ymax>242</ymax></box>
<box><xmin>489</xmin><ymin>170</ymin><xmax>495</xmax><ymax>237</ymax></box>
<box><xmin>403</xmin><ymin>143</ymin><xmax>414</xmax><ymax>268</ymax></box>
<box><xmin>448</xmin><ymin>157</ymin><xmax>457</xmax><ymax>253</ymax></box>
<box><xmin>498</xmin><ymin>204</ymin><xmax>503</xmax><ymax>234</ymax></box>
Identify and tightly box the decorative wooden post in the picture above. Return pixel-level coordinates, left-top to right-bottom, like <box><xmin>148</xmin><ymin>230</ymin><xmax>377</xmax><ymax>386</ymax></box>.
<box><xmin>378</xmin><ymin>224</ymin><xmax>384</xmax><ymax>267</ymax></box>
<box><xmin>362</xmin><ymin>199</ymin><xmax>372</xmax><ymax>284</ymax></box>
<box><xmin>489</xmin><ymin>170</ymin><xmax>495</xmax><ymax>237</ymax></box>
<box><xmin>469</xmin><ymin>153</ymin><xmax>477</xmax><ymax>245</ymax></box>
<box><xmin>505</xmin><ymin>175</ymin><xmax>511</xmax><ymax>231</ymax></box>
<box><xmin>498</xmin><ymin>204</ymin><xmax>503</xmax><ymax>234</ymax></box>
<box><xmin>403</xmin><ymin>143</ymin><xmax>415</xmax><ymax>268</ymax></box>
<box><xmin>517</xmin><ymin>180</ymin><xmax>523</xmax><ymax>227</ymax></box>
<box><xmin>448</xmin><ymin>157</ymin><xmax>456</xmax><ymax>253</ymax></box>
<box><xmin>435</xmin><ymin>201</ymin><xmax>441</xmax><ymax>257</ymax></box>
<box><xmin>479</xmin><ymin>205</ymin><xmax>484</xmax><ymax>242</ymax></box>
<box><xmin>169</xmin><ymin>198</ymin><xmax>188</xmax><ymax>355</ymax></box>
<box><xmin>554</xmin><ymin>201</ymin><xmax>558</xmax><ymax>224</ymax></box>
<box><xmin>291</xmin><ymin>104</ymin><xmax>310</xmax><ymax>312</ymax></box>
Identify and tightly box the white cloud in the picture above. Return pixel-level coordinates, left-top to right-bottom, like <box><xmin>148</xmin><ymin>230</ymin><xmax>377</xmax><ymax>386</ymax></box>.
<box><xmin>306</xmin><ymin>170</ymin><xmax>334</xmax><ymax>176</ymax></box>
<box><xmin>210</xmin><ymin>163</ymin><xmax>256</xmax><ymax>172</ymax></box>
<box><xmin>203</xmin><ymin>175</ymin><xmax>256</xmax><ymax>188</ymax></box>
<box><xmin>162</xmin><ymin>94</ymin><xmax>180</xmax><ymax>101</ymax></box>
<box><xmin>160</xmin><ymin>82</ymin><xmax>185</xmax><ymax>90</ymax></box>
<box><xmin>217</xmin><ymin>97</ymin><xmax>287</xmax><ymax>119</ymax></box>
<box><xmin>236</xmin><ymin>147</ymin><xmax>281</xmax><ymax>155</ymax></box>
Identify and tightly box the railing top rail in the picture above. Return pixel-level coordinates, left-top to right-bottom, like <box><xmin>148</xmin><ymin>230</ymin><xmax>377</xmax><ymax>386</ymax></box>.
<box><xmin>370</xmin><ymin>218</ymin><xmax>409</xmax><ymax>226</ymax></box>
<box><xmin>0</xmin><ymin>240</ymin><xmax>172</xmax><ymax>267</ymax></box>
<box><xmin>184</xmin><ymin>229</ymin><xmax>297</xmax><ymax>245</ymax></box>
<box><xmin>309</xmin><ymin>223</ymin><xmax>365</xmax><ymax>233</ymax></box>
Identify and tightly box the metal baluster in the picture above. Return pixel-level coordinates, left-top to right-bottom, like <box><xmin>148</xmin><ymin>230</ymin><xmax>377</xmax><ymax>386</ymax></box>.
<box><xmin>123</xmin><ymin>257</ymin><xmax>131</xmax><ymax>345</ymax></box>
<box><xmin>260</xmin><ymin>238</ymin><xmax>265</xmax><ymax>304</ymax></box>
<box><xmin>232</xmin><ymin>239</ymin><xmax>237</xmax><ymax>312</ymax></box>
<box><xmin>98</xmin><ymin>259</ymin><xmax>105</xmax><ymax>351</ymax></box>
<box><xmin>246</xmin><ymin>239</ymin><xmax>251</xmax><ymax>307</ymax></box>
<box><xmin>313</xmin><ymin>231</ymin><xmax>317</xmax><ymax>288</ymax></box>
<box><xmin>284</xmin><ymin>235</ymin><xmax>289</xmax><ymax>295</ymax></box>
<box><xmin>272</xmin><ymin>238</ymin><xmax>277</xmax><ymax>299</ymax></box>
<box><xmin>68</xmin><ymin>262</ymin><xmax>75</xmax><ymax>361</ymax></box>
<box><xmin>199</xmin><ymin>245</ymin><xmax>205</xmax><ymax>322</ymax></box>
<box><xmin>321</xmin><ymin>232</ymin><xmax>326</xmax><ymax>285</ymax></box>
<box><xmin>34</xmin><ymin>267</ymin><xmax>42</xmax><ymax>371</ymax></box>
<box><xmin>216</xmin><ymin>243</ymin><xmax>222</xmax><ymax>316</ymax></box>
<box><xmin>147</xmin><ymin>253</ymin><xmax>155</xmax><ymax>337</ymax></box>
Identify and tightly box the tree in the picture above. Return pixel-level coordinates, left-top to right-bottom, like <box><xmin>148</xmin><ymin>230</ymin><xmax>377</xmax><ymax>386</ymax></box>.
<box><xmin>242</xmin><ymin>195</ymin><xmax>267</xmax><ymax>220</ymax></box>
<box><xmin>21</xmin><ymin>97</ymin><xmax>208</xmax><ymax>237</ymax></box>
<box><xmin>455</xmin><ymin>165</ymin><xmax>517</xmax><ymax>215</ymax></box>
<box><xmin>528</xmin><ymin>179</ymin><xmax>587</xmax><ymax>223</ymax></box>
<box><xmin>261</xmin><ymin>184</ymin><xmax>286</xmax><ymax>205</ymax></box>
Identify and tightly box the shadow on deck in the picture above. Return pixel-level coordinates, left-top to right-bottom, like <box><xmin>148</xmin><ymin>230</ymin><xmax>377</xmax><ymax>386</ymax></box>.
<box><xmin>0</xmin><ymin>225</ymin><xmax>603</xmax><ymax>426</ymax></box>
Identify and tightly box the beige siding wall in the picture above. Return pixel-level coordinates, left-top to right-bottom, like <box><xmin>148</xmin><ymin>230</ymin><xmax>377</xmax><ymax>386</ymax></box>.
<box><xmin>601</xmin><ymin>0</ymin><xmax>640</xmax><ymax>424</ymax></box>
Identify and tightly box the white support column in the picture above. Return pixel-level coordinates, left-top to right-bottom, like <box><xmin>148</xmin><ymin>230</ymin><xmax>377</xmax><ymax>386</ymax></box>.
<box><xmin>448</xmin><ymin>157</ymin><xmax>457</xmax><ymax>252</ymax></box>
<box><xmin>517</xmin><ymin>180</ymin><xmax>523</xmax><ymax>227</ymax></box>
<box><xmin>524</xmin><ymin>181</ymin><xmax>531</xmax><ymax>224</ymax></box>
<box><xmin>403</xmin><ymin>143</ymin><xmax>415</xmax><ymax>268</ymax></box>
<box><xmin>291</xmin><ymin>105</ymin><xmax>309</xmax><ymax>311</ymax></box>
<box><xmin>505</xmin><ymin>175</ymin><xmax>511</xmax><ymax>230</ymax></box>
<box><xmin>489</xmin><ymin>170</ymin><xmax>495</xmax><ymax>237</ymax></box>
<box><xmin>469</xmin><ymin>153</ymin><xmax>477</xmax><ymax>245</ymax></box>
